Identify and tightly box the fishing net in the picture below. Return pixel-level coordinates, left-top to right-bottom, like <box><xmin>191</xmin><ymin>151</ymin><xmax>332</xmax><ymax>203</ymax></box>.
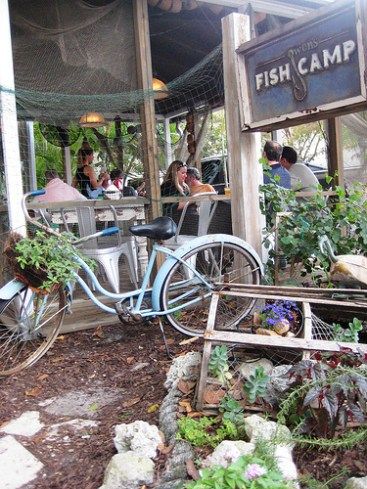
<box><xmin>0</xmin><ymin>0</ymin><xmax>227</xmax><ymax>210</ymax></box>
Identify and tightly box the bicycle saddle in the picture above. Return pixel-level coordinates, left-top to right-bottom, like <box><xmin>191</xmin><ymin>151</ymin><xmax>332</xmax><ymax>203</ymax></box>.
<box><xmin>129</xmin><ymin>216</ymin><xmax>177</xmax><ymax>240</ymax></box>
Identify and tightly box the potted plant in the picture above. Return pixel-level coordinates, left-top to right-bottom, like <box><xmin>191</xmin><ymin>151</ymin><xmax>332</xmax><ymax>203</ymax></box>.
<box><xmin>4</xmin><ymin>230</ymin><xmax>94</xmax><ymax>292</ymax></box>
<box><xmin>254</xmin><ymin>300</ymin><xmax>303</xmax><ymax>337</ymax></box>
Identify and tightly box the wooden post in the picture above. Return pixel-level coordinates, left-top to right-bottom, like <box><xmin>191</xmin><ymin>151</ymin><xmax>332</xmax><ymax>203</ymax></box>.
<box><xmin>0</xmin><ymin>0</ymin><xmax>26</xmax><ymax>235</ymax></box>
<box><xmin>164</xmin><ymin>117</ymin><xmax>173</xmax><ymax>167</ymax></box>
<box><xmin>62</xmin><ymin>146</ymin><xmax>72</xmax><ymax>185</ymax></box>
<box><xmin>114</xmin><ymin>115</ymin><xmax>124</xmax><ymax>171</ymax></box>
<box><xmin>26</xmin><ymin>121</ymin><xmax>37</xmax><ymax>191</ymax></box>
<box><xmin>326</xmin><ymin>117</ymin><xmax>344</xmax><ymax>188</ymax></box>
<box><xmin>222</xmin><ymin>13</ymin><xmax>264</xmax><ymax>257</ymax></box>
<box><xmin>133</xmin><ymin>0</ymin><xmax>161</xmax><ymax>222</ymax></box>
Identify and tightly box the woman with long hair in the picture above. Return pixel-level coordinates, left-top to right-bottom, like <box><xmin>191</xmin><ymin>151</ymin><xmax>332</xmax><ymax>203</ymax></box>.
<box><xmin>160</xmin><ymin>160</ymin><xmax>189</xmax><ymax>217</ymax></box>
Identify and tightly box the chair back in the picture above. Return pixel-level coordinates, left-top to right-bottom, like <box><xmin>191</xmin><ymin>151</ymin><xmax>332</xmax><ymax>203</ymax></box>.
<box><xmin>76</xmin><ymin>207</ymin><xmax>98</xmax><ymax>248</ymax></box>
<box><xmin>174</xmin><ymin>193</ymin><xmax>217</xmax><ymax>242</ymax></box>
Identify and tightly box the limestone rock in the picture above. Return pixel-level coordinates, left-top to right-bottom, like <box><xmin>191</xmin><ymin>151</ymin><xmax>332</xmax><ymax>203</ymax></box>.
<box><xmin>237</xmin><ymin>359</ymin><xmax>273</xmax><ymax>380</ymax></box>
<box><xmin>345</xmin><ymin>477</ymin><xmax>367</xmax><ymax>489</ymax></box>
<box><xmin>202</xmin><ymin>440</ymin><xmax>255</xmax><ymax>468</ymax></box>
<box><xmin>244</xmin><ymin>414</ymin><xmax>292</xmax><ymax>446</ymax></box>
<box><xmin>0</xmin><ymin>411</ymin><xmax>43</xmax><ymax>437</ymax></box>
<box><xmin>100</xmin><ymin>452</ymin><xmax>154</xmax><ymax>489</ymax></box>
<box><xmin>113</xmin><ymin>420</ymin><xmax>163</xmax><ymax>459</ymax></box>
<box><xmin>0</xmin><ymin>435</ymin><xmax>43</xmax><ymax>489</ymax></box>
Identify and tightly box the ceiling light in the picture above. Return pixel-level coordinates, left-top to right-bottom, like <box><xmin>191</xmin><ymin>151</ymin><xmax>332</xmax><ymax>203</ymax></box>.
<box><xmin>152</xmin><ymin>77</ymin><xmax>169</xmax><ymax>100</ymax></box>
<box><xmin>79</xmin><ymin>112</ymin><xmax>106</xmax><ymax>127</ymax></box>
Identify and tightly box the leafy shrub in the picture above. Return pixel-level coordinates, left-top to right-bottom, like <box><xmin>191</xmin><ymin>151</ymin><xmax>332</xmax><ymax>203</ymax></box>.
<box><xmin>185</xmin><ymin>454</ymin><xmax>295</xmax><ymax>488</ymax></box>
<box><xmin>219</xmin><ymin>396</ymin><xmax>246</xmax><ymax>433</ymax></box>
<box><xmin>260</xmin><ymin>182</ymin><xmax>367</xmax><ymax>283</ymax></box>
<box><xmin>177</xmin><ymin>416</ymin><xmax>240</xmax><ymax>448</ymax></box>
<box><xmin>332</xmin><ymin>318</ymin><xmax>363</xmax><ymax>343</ymax></box>
<box><xmin>278</xmin><ymin>351</ymin><xmax>367</xmax><ymax>440</ymax></box>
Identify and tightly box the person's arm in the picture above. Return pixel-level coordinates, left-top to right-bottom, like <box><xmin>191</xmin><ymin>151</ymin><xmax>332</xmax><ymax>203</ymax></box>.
<box><xmin>84</xmin><ymin>166</ymin><xmax>109</xmax><ymax>189</ymax></box>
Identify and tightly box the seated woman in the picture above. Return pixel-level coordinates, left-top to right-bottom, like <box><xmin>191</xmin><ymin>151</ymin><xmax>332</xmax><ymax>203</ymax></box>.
<box><xmin>161</xmin><ymin>160</ymin><xmax>198</xmax><ymax>233</ymax></box>
<box><xmin>72</xmin><ymin>148</ymin><xmax>109</xmax><ymax>199</ymax></box>
<box><xmin>161</xmin><ymin>160</ymin><xmax>189</xmax><ymax>216</ymax></box>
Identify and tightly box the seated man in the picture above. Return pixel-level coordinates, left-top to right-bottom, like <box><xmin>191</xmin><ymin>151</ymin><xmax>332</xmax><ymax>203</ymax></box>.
<box><xmin>38</xmin><ymin>170</ymin><xmax>87</xmax><ymax>202</ymax></box>
<box><xmin>263</xmin><ymin>140</ymin><xmax>291</xmax><ymax>189</ymax></box>
<box><xmin>280</xmin><ymin>146</ymin><xmax>319</xmax><ymax>193</ymax></box>
<box><xmin>186</xmin><ymin>167</ymin><xmax>216</xmax><ymax>195</ymax></box>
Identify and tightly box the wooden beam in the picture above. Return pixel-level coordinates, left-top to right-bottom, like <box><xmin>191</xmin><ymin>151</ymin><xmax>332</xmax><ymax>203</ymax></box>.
<box><xmin>222</xmin><ymin>13</ymin><xmax>264</xmax><ymax>257</ymax></box>
<box><xmin>326</xmin><ymin>117</ymin><xmax>344</xmax><ymax>188</ymax></box>
<box><xmin>0</xmin><ymin>0</ymin><xmax>26</xmax><ymax>235</ymax></box>
<box><xmin>205</xmin><ymin>328</ymin><xmax>367</xmax><ymax>354</ymax></box>
<box><xmin>133</xmin><ymin>0</ymin><xmax>161</xmax><ymax>222</ymax></box>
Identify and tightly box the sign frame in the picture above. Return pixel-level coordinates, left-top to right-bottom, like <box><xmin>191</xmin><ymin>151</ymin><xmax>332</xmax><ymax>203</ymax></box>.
<box><xmin>237</xmin><ymin>0</ymin><xmax>367</xmax><ymax>132</ymax></box>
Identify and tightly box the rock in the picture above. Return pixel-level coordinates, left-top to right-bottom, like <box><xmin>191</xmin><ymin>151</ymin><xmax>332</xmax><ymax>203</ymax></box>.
<box><xmin>237</xmin><ymin>359</ymin><xmax>273</xmax><ymax>380</ymax></box>
<box><xmin>157</xmin><ymin>480</ymin><xmax>187</xmax><ymax>489</ymax></box>
<box><xmin>113</xmin><ymin>420</ymin><xmax>163</xmax><ymax>459</ymax></box>
<box><xmin>274</xmin><ymin>445</ymin><xmax>298</xmax><ymax>481</ymax></box>
<box><xmin>244</xmin><ymin>415</ymin><xmax>293</xmax><ymax>446</ymax></box>
<box><xmin>0</xmin><ymin>435</ymin><xmax>43</xmax><ymax>489</ymax></box>
<box><xmin>99</xmin><ymin>452</ymin><xmax>154</xmax><ymax>489</ymax></box>
<box><xmin>345</xmin><ymin>477</ymin><xmax>367</xmax><ymax>489</ymax></box>
<box><xmin>202</xmin><ymin>440</ymin><xmax>255</xmax><ymax>468</ymax></box>
<box><xmin>0</xmin><ymin>411</ymin><xmax>44</xmax><ymax>437</ymax></box>
<box><xmin>265</xmin><ymin>365</ymin><xmax>293</xmax><ymax>403</ymax></box>
<box><xmin>164</xmin><ymin>352</ymin><xmax>202</xmax><ymax>389</ymax></box>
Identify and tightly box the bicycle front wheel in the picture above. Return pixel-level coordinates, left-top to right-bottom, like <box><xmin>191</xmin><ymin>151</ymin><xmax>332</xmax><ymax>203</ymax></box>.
<box><xmin>160</xmin><ymin>240</ymin><xmax>262</xmax><ymax>336</ymax></box>
<box><xmin>0</xmin><ymin>287</ymin><xmax>67</xmax><ymax>376</ymax></box>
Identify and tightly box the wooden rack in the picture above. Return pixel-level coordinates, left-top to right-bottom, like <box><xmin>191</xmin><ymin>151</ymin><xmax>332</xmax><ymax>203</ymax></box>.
<box><xmin>196</xmin><ymin>286</ymin><xmax>367</xmax><ymax>411</ymax></box>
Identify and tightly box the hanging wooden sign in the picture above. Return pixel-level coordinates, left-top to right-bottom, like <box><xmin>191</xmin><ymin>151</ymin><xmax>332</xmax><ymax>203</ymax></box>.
<box><xmin>237</xmin><ymin>0</ymin><xmax>367</xmax><ymax>132</ymax></box>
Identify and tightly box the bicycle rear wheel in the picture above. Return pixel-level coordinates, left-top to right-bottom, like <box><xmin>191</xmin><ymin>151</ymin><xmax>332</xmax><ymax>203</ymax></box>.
<box><xmin>160</xmin><ymin>240</ymin><xmax>262</xmax><ymax>336</ymax></box>
<box><xmin>0</xmin><ymin>286</ymin><xmax>67</xmax><ymax>376</ymax></box>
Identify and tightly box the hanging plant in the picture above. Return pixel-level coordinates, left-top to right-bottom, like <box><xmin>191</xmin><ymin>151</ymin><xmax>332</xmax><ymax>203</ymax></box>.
<box><xmin>4</xmin><ymin>231</ymin><xmax>95</xmax><ymax>292</ymax></box>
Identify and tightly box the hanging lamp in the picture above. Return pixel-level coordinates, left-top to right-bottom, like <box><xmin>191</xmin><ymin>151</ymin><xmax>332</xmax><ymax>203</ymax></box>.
<box><xmin>152</xmin><ymin>77</ymin><xmax>169</xmax><ymax>100</ymax></box>
<box><xmin>79</xmin><ymin>112</ymin><xmax>106</xmax><ymax>127</ymax></box>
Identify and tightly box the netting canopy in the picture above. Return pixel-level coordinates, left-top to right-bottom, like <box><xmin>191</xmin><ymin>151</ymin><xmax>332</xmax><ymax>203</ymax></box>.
<box><xmin>9</xmin><ymin>0</ymin><xmax>138</xmax><ymax>123</ymax></box>
<box><xmin>3</xmin><ymin>0</ymin><xmax>226</xmax><ymax>124</ymax></box>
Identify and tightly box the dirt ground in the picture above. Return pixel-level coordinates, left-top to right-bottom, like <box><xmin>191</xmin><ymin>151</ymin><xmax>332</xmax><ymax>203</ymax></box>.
<box><xmin>0</xmin><ymin>320</ymin><xmax>366</xmax><ymax>489</ymax></box>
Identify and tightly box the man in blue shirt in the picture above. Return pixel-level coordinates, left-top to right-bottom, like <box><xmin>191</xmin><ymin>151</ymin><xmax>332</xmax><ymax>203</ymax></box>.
<box><xmin>263</xmin><ymin>140</ymin><xmax>291</xmax><ymax>189</ymax></box>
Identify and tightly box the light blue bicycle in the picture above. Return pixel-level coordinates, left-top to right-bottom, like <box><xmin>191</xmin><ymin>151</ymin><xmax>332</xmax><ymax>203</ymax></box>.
<box><xmin>0</xmin><ymin>190</ymin><xmax>263</xmax><ymax>375</ymax></box>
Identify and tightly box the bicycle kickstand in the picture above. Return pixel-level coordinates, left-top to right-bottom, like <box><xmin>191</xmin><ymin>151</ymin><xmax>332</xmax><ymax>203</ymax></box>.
<box><xmin>158</xmin><ymin>318</ymin><xmax>173</xmax><ymax>359</ymax></box>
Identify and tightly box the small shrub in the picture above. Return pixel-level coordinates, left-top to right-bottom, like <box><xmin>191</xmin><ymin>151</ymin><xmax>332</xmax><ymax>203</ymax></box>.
<box><xmin>185</xmin><ymin>454</ymin><xmax>295</xmax><ymax>488</ymax></box>
<box><xmin>177</xmin><ymin>416</ymin><xmax>240</xmax><ymax>448</ymax></box>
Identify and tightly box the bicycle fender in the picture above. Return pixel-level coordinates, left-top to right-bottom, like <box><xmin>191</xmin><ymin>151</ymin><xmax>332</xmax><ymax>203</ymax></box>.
<box><xmin>0</xmin><ymin>279</ymin><xmax>26</xmax><ymax>300</ymax></box>
<box><xmin>151</xmin><ymin>234</ymin><xmax>263</xmax><ymax>311</ymax></box>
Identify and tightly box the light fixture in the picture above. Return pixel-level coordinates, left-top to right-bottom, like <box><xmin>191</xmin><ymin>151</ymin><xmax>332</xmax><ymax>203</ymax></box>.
<box><xmin>152</xmin><ymin>77</ymin><xmax>169</xmax><ymax>100</ymax></box>
<box><xmin>79</xmin><ymin>112</ymin><xmax>106</xmax><ymax>127</ymax></box>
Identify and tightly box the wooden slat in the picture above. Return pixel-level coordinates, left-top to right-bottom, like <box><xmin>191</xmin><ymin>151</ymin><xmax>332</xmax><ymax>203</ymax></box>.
<box><xmin>196</xmin><ymin>293</ymin><xmax>218</xmax><ymax>411</ymax></box>
<box><xmin>205</xmin><ymin>329</ymin><xmax>367</xmax><ymax>354</ymax></box>
<box><xmin>60</xmin><ymin>297</ymin><xmax>120</xmax><ymax>334</ymax></box>
<box><xmin>215</xmin><ymin>288</ymin><xmax>367</xmax><ymax>309</ymax></box>
<box><xmin>216</xmin><ymin>283</ymin><xmax>367</xmax><ymax>297</ymax></box>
